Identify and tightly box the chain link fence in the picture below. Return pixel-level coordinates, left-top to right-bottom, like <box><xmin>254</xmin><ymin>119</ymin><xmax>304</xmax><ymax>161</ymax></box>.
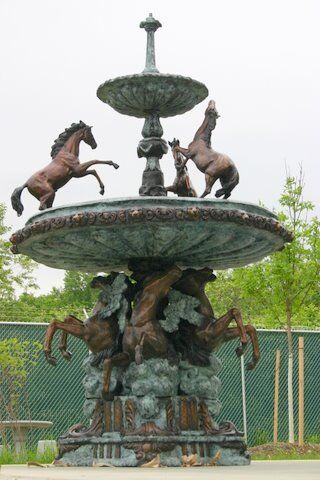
<box><xmin>0</xmin><ymin>321</ymin><xmax>319</xmax><ymax>448</ymax></box>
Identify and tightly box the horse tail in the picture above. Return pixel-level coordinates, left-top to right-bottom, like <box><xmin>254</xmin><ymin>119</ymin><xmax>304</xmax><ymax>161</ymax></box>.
<box><xmin>215</xmin><ymin>166</ymin><xmax>239</xmax><ymax>199</ymax></box>
<box><xmin>11</xmin><ymin>184</ymin><xmax>27</xmax><ymax>216</ymax></box>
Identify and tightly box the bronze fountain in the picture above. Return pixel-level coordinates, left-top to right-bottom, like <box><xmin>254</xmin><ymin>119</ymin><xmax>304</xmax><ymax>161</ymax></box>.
<box><xmin>10</xmin><ymin>14</ymin><xmax>293</xmax><ymax>467</ymax></box>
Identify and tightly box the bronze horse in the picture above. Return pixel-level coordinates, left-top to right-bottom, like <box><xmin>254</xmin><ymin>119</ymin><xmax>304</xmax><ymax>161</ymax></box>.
<box><xmin>43</xmin><ymin>268</ymin><xmax>182</xmax><ymax>399</ymax></box>
<box><xmin>11</xmin><ymin>121</ymin><xmax>119</xmax><ymax>216</ymax></box>
<box><xmin>43</xmin><ymin>274</ymin><xmax>133</xmax><ymax>396</ymax></box>
<box><xmin>101</xmin><ymin>266</ymin><xmax>182</xmax><ymax>398</ymax></box>
<box><xmin>173</xmin><ymin>268</ymin><xmax>260</xmax><ymax>370</ymax></box>
<box><xmin>173</xmin><ymin>100</ymin><xmax>239</xmax><ymax>199</ymax></box>
<box><xmin>165</xmin><ymin>139</ymin><xmax>197</xmax><ymax>197</ymax></box>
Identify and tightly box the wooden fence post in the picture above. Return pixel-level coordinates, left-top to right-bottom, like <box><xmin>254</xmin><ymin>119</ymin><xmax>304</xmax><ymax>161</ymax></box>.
<box><xmin>273</xmin><ymin>350</ymin><xmax>281</xmax><ymax>444</ymax></box>
<box><xmin>298</xmin><ymin>337</ymin><xmax>305</xmax><ymax>446</ymax></box>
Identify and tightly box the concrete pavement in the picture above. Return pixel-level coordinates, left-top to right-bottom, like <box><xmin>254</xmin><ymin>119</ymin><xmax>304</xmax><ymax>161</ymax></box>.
<box><xmin>0</xmin><ymin>461</ymin><xmax>319</xmax><ymax>480</ymax></box>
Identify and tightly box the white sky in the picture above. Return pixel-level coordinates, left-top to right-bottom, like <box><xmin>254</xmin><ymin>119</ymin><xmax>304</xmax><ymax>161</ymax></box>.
<box><xmin>1</xmin><ymin>0</ymin><xmax>319</xmax><ymax>294</ymax></box>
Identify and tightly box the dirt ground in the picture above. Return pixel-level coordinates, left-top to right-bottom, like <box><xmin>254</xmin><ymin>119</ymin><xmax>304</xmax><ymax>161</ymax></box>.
<box><xmin>249</xmin><ymin>442</ymin><xmax>320</xmax><ymax>456</ymax></box>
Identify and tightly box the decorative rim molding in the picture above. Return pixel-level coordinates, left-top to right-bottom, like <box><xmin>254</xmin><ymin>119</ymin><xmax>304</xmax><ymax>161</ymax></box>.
<box><xmin>10</xmin><ymin>206</ymin><xmax>293</xmax><ymax>253</ymax></box>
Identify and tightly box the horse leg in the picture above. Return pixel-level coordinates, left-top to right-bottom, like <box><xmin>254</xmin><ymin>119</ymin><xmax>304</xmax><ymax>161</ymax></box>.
<box><xmin>73</xmin><ymin>167</ymin><xmax>106</xmax><ymax>195</ymax></box>
<box><xmin>198</xmin><ymin>308</ymin><xmax>248</xmax><ymax>355</ymax></box>
<box><xmin>39</xmin><ymin>187</ymin><xmax>55</xmax><ymax>210</ymax></box>
<box><xmin>200</xmin><ymin>174</ymin><xmax>218</xmax><ymax>198</ymax></box>
<box><xmin>102</xmin><ymin>352</ymin><xmax>130</xmax><ymax>400</ymax></box>
<box><xmin>224</xmin><ymin>325</ymin><xmax>260</xmax><ymax>370</ymax></box>
<box><xmin>59</xmin><ymin>316</ymin><xmax>84</xmax><ymax>361</ymax></box>
<box><xmin>43</xmin><ymin>316</ymin><xmax>84</xmax><ymax>366</ymax></box>
<box><xmin>77</xmin><ymin>160</ymin><xmax>119</xmax><ymax>170</ymax></box>
<box><xmin>135</xmin><ymin>332</ymin><xmax>146</xmax><ymax>365</ymax></box>
<box><xmin>165</xmin><ymin>184</ymin><xmax>177</xmax><ymax>193</ymax></box>
<box><xmin>174</xmin><ymin>146</ymin><xmax>191</xmax><ymax>158</ymax></box>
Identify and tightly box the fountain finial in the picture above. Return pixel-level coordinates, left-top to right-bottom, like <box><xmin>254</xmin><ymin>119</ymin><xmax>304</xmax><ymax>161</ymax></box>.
<box><xmin>140</xmin><ymin>13</ymin><xmax>162</xmax><ymax>73</ymax></box>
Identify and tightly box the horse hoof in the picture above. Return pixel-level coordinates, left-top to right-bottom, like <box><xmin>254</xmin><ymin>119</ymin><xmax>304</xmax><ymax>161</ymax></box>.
<box><xmin>246</xmin><ymin>362</ymin><xmax>255</xmax><ymax>371</ymax></box>
<box><xmin>113</xmin><ymin>163</ymin><xmax>119</xmax><ymax>169</ymax></box>
<box><xmin>100</xmin><ymin>188</ymin><xmax>105</xmax><ymax>195</ymax></box>
<box><xmin>62</xmin><ymin>351</ymin><xmax>72</xmax><ymax>361</ymax></box>
<box><xmin>45</xmin><ymin>353</ymin><xmax>57</xmax><ymax>366</ymax></box>
<box><xmin>235</xmin><ymin>347</ymin><xmax>244</xmax><ymax>357</ymax></box>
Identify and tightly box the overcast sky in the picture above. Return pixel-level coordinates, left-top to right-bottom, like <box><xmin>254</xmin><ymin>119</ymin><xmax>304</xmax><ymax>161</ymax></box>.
<box><xmin>1</xmin><ymin>0</ymin><xmax>319</xmax><ymax>294</ymax></box>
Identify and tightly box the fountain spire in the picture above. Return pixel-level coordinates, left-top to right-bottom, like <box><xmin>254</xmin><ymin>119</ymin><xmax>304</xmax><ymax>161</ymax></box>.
<box><xmin>140</xmin><ymin>13</ymin><xmax>161</xmax><ymax>73</ymax></box>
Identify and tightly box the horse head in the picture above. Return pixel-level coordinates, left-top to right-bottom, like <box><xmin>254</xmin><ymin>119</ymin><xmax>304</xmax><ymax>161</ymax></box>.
<box><xmin>80</xmin><ymin>121</ymin><xmax>97</xmax><ymax>149</ymax></box>
<box><xmin>205</xmin><ymin>100</ymin><xmax>220</xmax><ymax>119</ymax></box>
<box><xmin>168</xmin><ymin>138</ymin><xmax>180</xmax><ymax>149</ymax></box>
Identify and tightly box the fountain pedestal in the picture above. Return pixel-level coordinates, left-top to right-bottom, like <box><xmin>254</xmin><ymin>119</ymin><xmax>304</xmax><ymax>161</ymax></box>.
<box><xmin>11</xmin><ymin>198</ymin><xmax>292</xmax><ymax>466</ymax></box>
<box><xmin>57</xmin><ymin>355</ymin><xmax>248</xmax><ymax>467</ymax></box>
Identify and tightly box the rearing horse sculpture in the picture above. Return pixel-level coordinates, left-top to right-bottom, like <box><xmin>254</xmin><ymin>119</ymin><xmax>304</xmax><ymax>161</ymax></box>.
<box><xmin>11</xmin><ymin>121</ymin><xmax>119</xmax><ymax>216</ymax></box>
<box><xmin>173</xmin><ymin>100</ymin><xmax>239</xmax><ymax>199</ymax></box>
<box><xmin>101</xmin><ymin>266</ymin><xmax>182</xmax><ymax>399</ymax></box>
<box><xmin>173</xmin><ymin>268</ymin><xmax>260</xmax><ymax>370</ymax></box>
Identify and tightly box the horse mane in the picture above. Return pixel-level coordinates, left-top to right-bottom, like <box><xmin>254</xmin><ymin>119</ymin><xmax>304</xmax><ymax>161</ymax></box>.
<box><xmin>50</xmin><ymin>121</ymin><xmax>88</xmax><ymax>158</ymax></box>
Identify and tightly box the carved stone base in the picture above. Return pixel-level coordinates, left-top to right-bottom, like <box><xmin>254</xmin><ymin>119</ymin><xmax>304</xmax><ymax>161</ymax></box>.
<box><xmin>55</xmin><ymin>353</ymin><xmax>250</xmax><ymax>466</ymax></box>
<box><xmin>56</xmin><ymin>431</ymin><xmax>249</xmax><ymax>467</ymax></box>
<box><xmin>55</xmin><ymin>395</ymin><xmax>250</xmax><ymax>467</ymax></box>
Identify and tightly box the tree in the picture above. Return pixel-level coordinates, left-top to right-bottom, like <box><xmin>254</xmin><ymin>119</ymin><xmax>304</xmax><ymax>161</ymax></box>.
<box><xmin>0</xmin><ymin>338</ymin><xmax>42</xmax><ymax>421</ymax></box>
<box><xmin>0</xmin><ymin>203</ymin><xmax>37</xmax><ymax>300</ymax></box>
<box><xmin>208</xmin><ymin>170</ymin><xmax>320</xmax><ymax>443</ymax></box>
<box><xmin>59</xmin><ymin>271</ymin><xmax>97</xmax><ymax>308</ymax></box>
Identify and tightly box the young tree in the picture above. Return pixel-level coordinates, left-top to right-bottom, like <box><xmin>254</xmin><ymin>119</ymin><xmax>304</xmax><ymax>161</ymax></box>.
<box><xmin>207</xmin><ymin>170</ymin><xmax>319</xmax><ymax>442</ymax></box>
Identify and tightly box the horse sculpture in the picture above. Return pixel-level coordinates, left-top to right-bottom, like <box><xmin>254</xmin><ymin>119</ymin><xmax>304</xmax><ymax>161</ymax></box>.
<box><xmin>165</xmin><ymin>139</ymin><xmax>197</xmax><ymax>197</ymax></box>
<box><xmin>173</xmin><ymin>100</ymin><xmax>239</xmax><ymax>199</ymax></box>
<box><xmin>11</xmin><ymin>121</ymin><xmax>119</xmax><ymax>216</ymax></box>
<box><xmin>43</xmin><ymin>273</ymin><xmax>133</xmax><ymax>396</ymax></box>
<box><xmin>101</xmin><ymin>266</ymin><xmax>182</xmax><ymax>398</ymax></box>
<box><xmin>173</xmin><ymin>268</ymin><xmax>260</xmax><ymax>370</ymax></box>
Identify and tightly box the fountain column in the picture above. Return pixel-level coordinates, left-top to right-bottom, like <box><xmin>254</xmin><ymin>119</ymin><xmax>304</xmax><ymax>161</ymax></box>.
<box><xmin>138</xmin><ymin>14</ymin><xmax>168</xmax><ymax>196</ymax></box>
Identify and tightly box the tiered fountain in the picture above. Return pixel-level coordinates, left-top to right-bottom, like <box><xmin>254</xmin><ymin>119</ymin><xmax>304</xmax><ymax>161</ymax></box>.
<box><xmin>10</xmin><ymin>14</ymin><xmax>292</xmax><ymax>467</ymax></box>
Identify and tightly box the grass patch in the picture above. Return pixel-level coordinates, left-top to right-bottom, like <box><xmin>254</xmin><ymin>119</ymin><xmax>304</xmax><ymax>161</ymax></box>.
<box><xmin>250</xmin><ymin>442</ymin><xmax>320</xmax><ymax>461</ymax></box>
<box><xmin>0</xmin><ymin>447</ymin><xmax>56</xmax><ymax>465</ymax></box>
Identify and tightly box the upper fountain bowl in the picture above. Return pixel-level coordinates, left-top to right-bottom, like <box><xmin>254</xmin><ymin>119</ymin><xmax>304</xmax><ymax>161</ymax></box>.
<box><xmin>97</xmin><ymin>73</ymin><xmax>208</xmax><ymax>118</ymax></box>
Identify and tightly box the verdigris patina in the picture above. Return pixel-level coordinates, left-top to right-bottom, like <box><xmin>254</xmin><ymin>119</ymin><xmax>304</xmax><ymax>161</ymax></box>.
<box><xmin>97</xmin><ymin>13</ymin><xmax>208</xmax><ymax>196</ymax></box>
<box><xmin>10</xmin><ymin>197</ymin><xmax>293</xmax><ymax>272</ymax></box>
<box><xmin>10</xmin><ymin>13</ymin><xmax>294</xmax><ymax>469</ymax></box>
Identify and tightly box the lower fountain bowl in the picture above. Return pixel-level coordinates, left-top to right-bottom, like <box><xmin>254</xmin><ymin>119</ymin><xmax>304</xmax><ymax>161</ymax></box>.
<box><xmin>10</xmin><ymin>197</ymin><xmax>293</xmax><ymax>272</ymax></box>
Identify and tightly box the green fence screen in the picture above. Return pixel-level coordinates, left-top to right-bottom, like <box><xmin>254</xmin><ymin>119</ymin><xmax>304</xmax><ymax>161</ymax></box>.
<box><xmin>0</xmin><ymin>322</ymin><xmax>319</xmax><ymax>447</ymax></box>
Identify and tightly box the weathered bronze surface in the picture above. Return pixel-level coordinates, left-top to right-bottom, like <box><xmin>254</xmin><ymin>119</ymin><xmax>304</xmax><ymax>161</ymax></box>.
<box><xmin>173</xmin><ymin>269</ymin><xmax>260</xmax><ymax>370</ymax></box>
<box><xmin>11</xmin><ymin>13</ymin><xmax>296</xmax><ymax>468</ymax></box>
<box><xmin>174</xmin><ymin>101</ymin><xmax>239</xmax><ymax>199</ymax></box>
<box><xmin>10</xmin><ymin>198</ymin><xmax>293</xmax><ymax>272</ymax></box>
<box><xmin>11</xmin><ymin>121</ymin><xmax>119</xmax><ymax>216</ymax></box>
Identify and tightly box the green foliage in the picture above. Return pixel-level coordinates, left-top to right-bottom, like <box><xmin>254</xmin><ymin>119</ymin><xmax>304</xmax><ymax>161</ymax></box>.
<box><xmin>0</xmin><ymin>270</ymin><xmax>99</xmax><ymax>323</ymax></box>
<box><xmin>0</xmin><ymin>203</ymin><xmax>37</xmax><ymax>300</ymax></box>
<box><xmin>0</xmin><ymin>338</ymin><xmax>42</xmax><ymax>419</ymax></box>
<box><xmin>0</xmin><ymin>446</ymin><xmax>56</xmax><ymax>465</ymax></box>
<box><xmin>207</xmin><ymin>172</ymin><xmax>320</xmax><ymax>329</ymax></box>
<box><xmin>252</xmin><ymin>429</ymin><xmax>271</xmax><ymax>446</ymax></box>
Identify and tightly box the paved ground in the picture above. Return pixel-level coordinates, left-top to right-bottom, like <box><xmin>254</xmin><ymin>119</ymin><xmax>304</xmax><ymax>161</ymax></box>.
<box><xmin>0</xmin><ymin>461</ymin><xmax>319</xmax><ymax>480</ymax></box>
